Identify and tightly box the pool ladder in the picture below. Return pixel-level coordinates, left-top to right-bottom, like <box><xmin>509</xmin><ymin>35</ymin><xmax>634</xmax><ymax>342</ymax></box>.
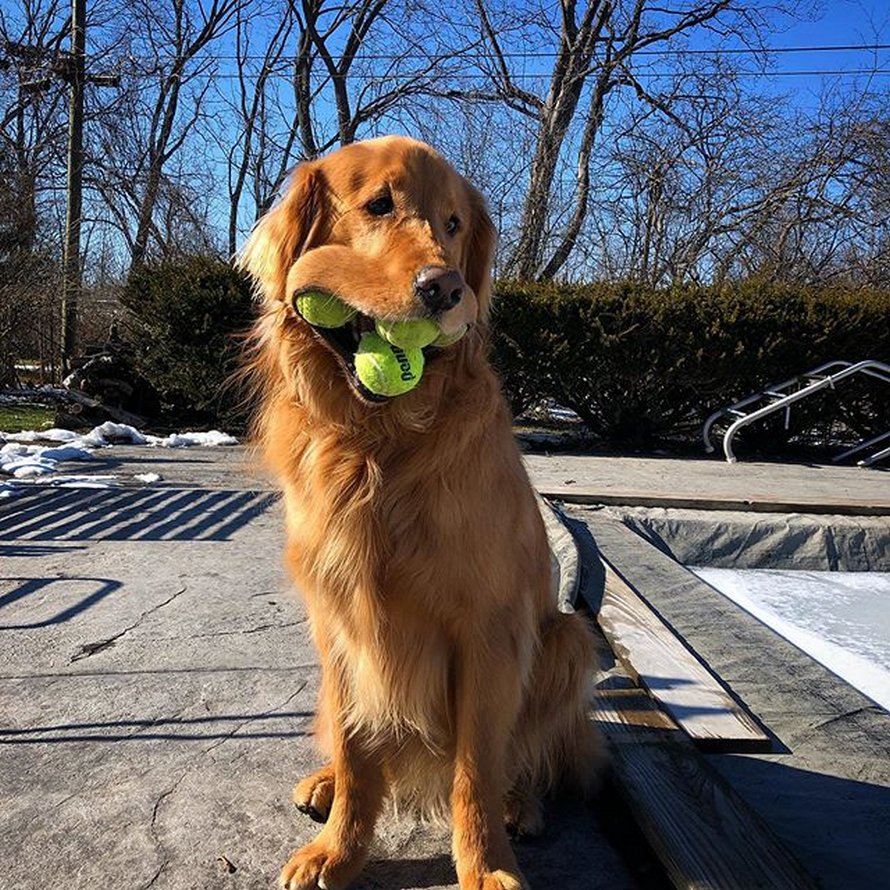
<box><xmin>703</xmin><ymin>359</ymin><xmax>890</xmax><ymax>465</ymax></box>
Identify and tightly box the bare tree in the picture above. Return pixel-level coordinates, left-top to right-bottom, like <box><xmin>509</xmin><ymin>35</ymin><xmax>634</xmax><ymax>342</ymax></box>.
<box><xmin>5</xmin><ymin>0</ymin><xmax>890</xmax><ymax>297</ymax></box>
<box><xmin>218</xmin><ymin>0</ymin><xmax>477</xmax><ymax>254</ymax></box>
<box><xmin>467</xmin><ymin>0</ymin><xmax>796</xmax><ymax>280</ymax></box>
<box><xmin>293</xmin><ymin>0</ymin><xmax>472</xmax><ymax>155</ymax></box>
<box><xmin>86</xmin><ymin>0</ymin><xmax>246</xmax><ymax>271</ymax></box>
<box><xmin>221</xmin><ymin>0</ymin><xmax>295</xmax><ymax>256</ymax></box>
<box><xmin>0</xmin><ymin>0</ymin><xmax>72</xmax><ymax>253</ymax></box>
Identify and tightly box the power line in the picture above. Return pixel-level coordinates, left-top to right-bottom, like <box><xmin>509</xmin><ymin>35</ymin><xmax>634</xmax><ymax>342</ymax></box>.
<box><xmin>108</xmin><ymin>41</ymin><xmax>890</xmax><ymax>63</ymax></box>
<box><xmin>127</xmin><ymin>67</ymin><xmax>890</xmax><ymax>81</ymax></box>
<box><xmin>10</xmin><ymin>42</ymin><xmax>890</xmax><ymax>83</ymax></box>
<box><xmin>8</xmin><ymin>40</ymin><xmax>890</xmax><ymax>75</ymax></box>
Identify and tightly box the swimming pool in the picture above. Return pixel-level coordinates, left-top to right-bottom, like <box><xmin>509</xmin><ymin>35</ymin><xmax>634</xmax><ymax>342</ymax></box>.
<box><xmin>610</xmin><ymin>507</ymin><xmax>890</xmax><ymax>712</ymax></box>
<box><xmin>690</xmin><ymin>566</ymin><xmax>890</xmax><ymax>711</ymax></box>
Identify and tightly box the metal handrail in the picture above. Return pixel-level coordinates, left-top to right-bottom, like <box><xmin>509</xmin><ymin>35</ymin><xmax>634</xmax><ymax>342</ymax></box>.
<box><xmin>861</xmin><ymin>442</ymin><xmax>890</xmax><ymax>467</ymax></box>
<box><xmin>704</xmin><ymin>359</ymin><xmax>890</xmax><ymax>463</ymax></box>
<box><xmin>702</xmin><ymin>360</ymin><xmax>853</xmax><ymax>454</ymax></box>
<box><xmin>832</xmin><ymin>429</ymin><xmax>890</xmax><ymax>463</ymax></box>
<box><xmin>719</xmin><ymin>359</ymin><xmax>890</xmax><ymax>463</ymax></box>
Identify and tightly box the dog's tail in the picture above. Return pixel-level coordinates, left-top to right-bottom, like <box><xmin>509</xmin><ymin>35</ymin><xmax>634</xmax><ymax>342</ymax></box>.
<box><xmin>513</xmin><ymin>610</ymin><xmax>606</xmax><ymax>798</ymax></box>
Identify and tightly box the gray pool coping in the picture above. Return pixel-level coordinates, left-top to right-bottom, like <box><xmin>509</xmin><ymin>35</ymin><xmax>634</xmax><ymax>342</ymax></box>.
<box><xmin>525</xmin><ymin>452</ymin><xmax>890</xmax><ymax>516</ymax></box>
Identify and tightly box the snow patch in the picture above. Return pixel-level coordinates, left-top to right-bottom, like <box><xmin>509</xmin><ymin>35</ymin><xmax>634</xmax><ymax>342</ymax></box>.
<box><xmin>0</xmin><ymin>422</ymin><xmax>236</xmax><ymax>486</ymax></box>
<box><xmin>79</xmin><ymin>421</ymin><xmax>148</xmax><ymax>446</ymax></box>
<box><xmin>2</xmin><ymin>428</ymin><xmax>80</xmax><ymax>443</ymax></box>
<box><xmin>148</xmin><ymin>430</ymin><xmax>238</xmax><ymax>447</ymax></box>
<box><xmin>0</xmin><ymin>442</ymin><xmax>94</xmax><ymax>478</ymax></box>
<box><xmin>691</xmin><ymin>566</ymin><xmax>890</xmax><ymax>713</ymax></box>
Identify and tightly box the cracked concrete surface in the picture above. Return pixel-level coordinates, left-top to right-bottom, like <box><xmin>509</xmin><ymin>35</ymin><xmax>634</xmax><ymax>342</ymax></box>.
<box><xmin>0</xmin><ymin>452</ymin><xmax>636</xmax><ymax>890</ymax></box>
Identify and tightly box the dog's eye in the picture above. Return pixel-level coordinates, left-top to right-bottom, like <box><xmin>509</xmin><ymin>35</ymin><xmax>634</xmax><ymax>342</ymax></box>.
<box><xmin>366</xmin><ymin>194</ymin><xmax>394</xmax><ymax>216</ymax></box>
<box><xmin>446</xmin><ymin>215</ymin><xmax>460</xmax><ymax>235</ymax></box>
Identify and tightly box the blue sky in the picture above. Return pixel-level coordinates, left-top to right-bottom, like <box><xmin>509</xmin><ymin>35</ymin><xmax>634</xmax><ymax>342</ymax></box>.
<box><xmin>10</xmin><ymin>0</ymin><xmax>889</xmax><ymax>264</ymax></box>
<box><xmin>201</xmin><ymin>0</ymin><xmax>890</xmax><ymax>254</ymax></box>
<box><xmin>710</xmin><ymin>0</ymin><xmax>890</xmax><ymax>104</ymax></box>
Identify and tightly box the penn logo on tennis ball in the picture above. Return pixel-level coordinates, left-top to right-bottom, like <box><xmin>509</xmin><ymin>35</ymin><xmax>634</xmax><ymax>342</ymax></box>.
<box><xmin>391</xmin><ymin>345</ymin><xmax>416</xmax><ymax>382</ymax></box>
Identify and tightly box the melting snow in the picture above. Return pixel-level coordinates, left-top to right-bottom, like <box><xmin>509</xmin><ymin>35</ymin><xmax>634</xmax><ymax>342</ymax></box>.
<box><xmin>691</xmin><ymin>566</ymin><xmax>890</xmax><ymax>712</ymax></box>
<box><xmin>0</xmin><ymin>422</ymin><xmax>236</xmax><ymax>489</ymax></box>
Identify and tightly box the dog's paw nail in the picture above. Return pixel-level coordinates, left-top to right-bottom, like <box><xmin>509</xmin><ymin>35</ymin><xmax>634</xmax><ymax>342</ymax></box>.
<box><xmin>295</xmin><ymin>803</ymin><xmax>326</xmax><ymax>823</ymax></box>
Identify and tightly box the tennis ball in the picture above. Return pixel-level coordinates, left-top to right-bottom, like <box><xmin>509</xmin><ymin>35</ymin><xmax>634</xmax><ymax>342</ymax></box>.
<box><xmin>375</xmin><ymin>318</ymin><xmax>440</xmax><ymax>349</ymax></box>
<box><xmin>294</xmin><ymin>290</ymin><xmax>356</xmax><ymax>328</ymax></box>
<box><xmin>432</xmin><ymin>324</ymin><xmax>468</xmax><ymax>348</ymax></box>
<box><xmin>354</xmin><ymin>332</ymin><xmax>425</xmax><ymax>397</ymax></box>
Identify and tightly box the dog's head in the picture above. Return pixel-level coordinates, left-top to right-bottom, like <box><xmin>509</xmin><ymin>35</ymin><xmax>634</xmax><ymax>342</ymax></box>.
<box><xmin>239</xmin><ymin>136</ymin><xmax>496</xmax><ymax>405</ymax></box>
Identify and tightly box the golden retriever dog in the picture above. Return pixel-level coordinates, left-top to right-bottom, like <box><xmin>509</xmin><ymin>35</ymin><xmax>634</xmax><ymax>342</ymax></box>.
<box><xmin>239</xmin><ymin>136</ymin><xmax>600</xmax><ymax>890</ymax></box>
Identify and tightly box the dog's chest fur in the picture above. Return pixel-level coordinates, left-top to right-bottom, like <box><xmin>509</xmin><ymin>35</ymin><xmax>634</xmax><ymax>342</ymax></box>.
<box><xmin>274</xmin><ymin>385</ymin><xmax>542</xmax><ymax>758</ymax></box>
<box><xmin>282</xmin><ymin>439</ymin><xmax>471</xmax><ymax>747</ymax></box>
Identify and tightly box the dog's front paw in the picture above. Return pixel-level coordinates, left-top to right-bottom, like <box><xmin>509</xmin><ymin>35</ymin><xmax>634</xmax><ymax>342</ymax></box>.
<box><xmin>279</xmin><ymin>839</ymin><xmax>364</xmax><ymax>890</ymax></box>
<box><xmin>293</xmin><ymin>766</ymin><xmax>335</xmax><ymax>823</ymax></box>
<box><xmin>478</xmin><ymin>870</ymin><xmax>528</xmax><ymax>890</ymax></box>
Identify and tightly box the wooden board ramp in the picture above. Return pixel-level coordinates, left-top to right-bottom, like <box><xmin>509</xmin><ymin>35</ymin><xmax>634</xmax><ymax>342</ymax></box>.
<box><xmin>598</xmin><ymin>556</ymin><xmax>771</xmax><ymax>752</ymax></box>
<box><xmin>553</xmin><ymin>502</ymin><xmax>771</xmax><ymax>752</ymax></box>
<box><xmin>592</xmin><ymin>669</ymin><xmax>819</xmax><ymax>890</ymax></box>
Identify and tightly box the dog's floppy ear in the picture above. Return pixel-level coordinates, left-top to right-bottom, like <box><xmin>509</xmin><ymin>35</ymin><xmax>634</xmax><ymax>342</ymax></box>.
<box><xmin>462</xmin><ymin>183</ymin><xmax>497</xmax><ymax>321</ymax></box>
<box><xmin>238</xmin><ymin>163</ymin><xmax>325</xmax><ymax>303</ymax></box>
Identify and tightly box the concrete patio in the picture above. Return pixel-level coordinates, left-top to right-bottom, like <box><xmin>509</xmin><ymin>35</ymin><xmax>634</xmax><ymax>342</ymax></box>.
<box><xmin>2</xmin><ymin>445</ymin><xmax>887</xmax><ymax>889</ymax></box>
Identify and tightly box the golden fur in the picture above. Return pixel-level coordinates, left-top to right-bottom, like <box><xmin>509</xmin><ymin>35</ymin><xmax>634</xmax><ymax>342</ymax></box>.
<box><xmin>239</xmin><ymin>136</ymin><xmax>601</xmax><ymax>890</ymax></box>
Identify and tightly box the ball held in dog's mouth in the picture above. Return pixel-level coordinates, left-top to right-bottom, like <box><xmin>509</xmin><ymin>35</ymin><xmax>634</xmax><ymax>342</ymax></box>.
<box><xmin>354</xmin><ymin>332</ymin><xmax>425</xmax><ymax>397</ymax></box>
<box><xmin>375</xmin><ymin>318</ymin><xmax>440</xmax><ymax>350</ymax></box>
<box><xmin>293</xmin><ymin>290</ymin><xmax>357</xmax><ymax>328</ymax></box>
<box><xmin>291</xmin><ymin>288</ymin><xmax>468</xmax><ymax>401</ymax></box>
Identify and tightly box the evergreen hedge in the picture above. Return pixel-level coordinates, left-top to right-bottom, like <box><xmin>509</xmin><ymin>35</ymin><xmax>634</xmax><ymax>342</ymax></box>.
<box><xmin>490</xmin><ymin>281</ymin><xmax>890</xmax><ymax>448</ymax></box>
<box><xmin>119</xmin><ymin>259</ymin><xmax>888</xmax><ymax>451</ymax></box>
<box><xmin>121</xmin><ymin>256</ymin><xmax>254</xmax><ymax>426</ymax></box>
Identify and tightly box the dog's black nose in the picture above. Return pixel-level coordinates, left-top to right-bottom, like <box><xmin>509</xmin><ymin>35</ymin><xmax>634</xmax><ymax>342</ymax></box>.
<box><xmin>414</xmin><ymin>266</ymin><xmax>463</xmax><ymax>313</ymax></box>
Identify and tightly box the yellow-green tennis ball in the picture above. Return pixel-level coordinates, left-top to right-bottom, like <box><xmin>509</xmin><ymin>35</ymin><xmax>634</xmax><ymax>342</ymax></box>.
<box><xmin>294</xmin><ymin>290</ymin><xmax>356</xmax><ymax>328</ymax></box>
<box><xmin>375</xmin><ymin>318</ymin><xmax>439</xmax><ymax>349</ymax></box>
<box><xmin>432</xmin><ymin>324</ymin><xmax>468</xmax><ymax>348</ymax></box>
<box><xmin>354</xmin><ymin>332</ymin><xmax>425</xmax><ymax>397</ymax></box>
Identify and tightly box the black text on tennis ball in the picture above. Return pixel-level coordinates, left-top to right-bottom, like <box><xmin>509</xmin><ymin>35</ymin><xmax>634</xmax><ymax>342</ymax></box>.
<box><xmin>354</xmin><ymin>332</ymin><xmax>425</xmax><ymax>397</ymax></box>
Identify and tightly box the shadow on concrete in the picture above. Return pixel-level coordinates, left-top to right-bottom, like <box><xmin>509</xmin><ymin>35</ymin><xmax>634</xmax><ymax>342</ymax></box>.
<box><xmin>0</xmin><ymin>710</ymin><xmax>314</xmax><ymax>745</ymax></box>
<box><xmin>0</xmin><ymin>543</ymin><xmax>86</xmax><ymax>557</ymax></box>
<box><xmin>0</xmin><ymin>665</ymin><xmax>316</xmax><ymax>680</ymax></box>
<box><xmin>357</xmin><ymin>854</ymin><xmax>455</xmax><ymax>889</ymax></box>
<box><xmin>0</xmin><ymin>577</ymin><xmax>122</xmax><ymax>629</ymax></box>
<box><xmin>0</xmin><ymin>487</ymin><xmax>278</xmax><ymax>542</ymax></box>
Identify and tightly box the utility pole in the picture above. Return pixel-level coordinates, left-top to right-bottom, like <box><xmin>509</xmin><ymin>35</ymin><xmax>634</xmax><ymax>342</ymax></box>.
<box><xmin>60</xmin><ymin>0</ymin><xmax>86</xmax><ymax>376</ymax></box>
<box><xmin>6</xmin><ymin>0</ymin><xmax>118</xmax><ymax>380</ymax></box>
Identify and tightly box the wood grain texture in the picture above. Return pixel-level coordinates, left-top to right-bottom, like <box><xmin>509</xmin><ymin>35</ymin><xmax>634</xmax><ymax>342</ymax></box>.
<box><xmin>597</xmin><ymin>558</ymin><xmax>771</xmax><ymax>752</ymax></box>
<box><xmin>593</xmin><ymin>672</ymin><xmax>818</xmax><ymax>890</ymax></box>
<box><xmin>534</xmin><ymin>485</ymin><xmax>890</xmax><ymax>515</ymax></box>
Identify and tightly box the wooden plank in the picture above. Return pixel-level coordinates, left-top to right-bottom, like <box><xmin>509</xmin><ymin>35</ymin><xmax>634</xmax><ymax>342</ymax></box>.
<box><xmin>597</xmin><ymin>557</ymin><xmax>771</xmax><ymax>752</ymax></box>
<box><xmin>592</xmin><ymin>670</ymin><xmax>819</xmax><ymax>890</ymax></box>
<box><xmin>534</xmin><ymin>485</ymin><xmax>890</xmax><ymax>517</ymax></box>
